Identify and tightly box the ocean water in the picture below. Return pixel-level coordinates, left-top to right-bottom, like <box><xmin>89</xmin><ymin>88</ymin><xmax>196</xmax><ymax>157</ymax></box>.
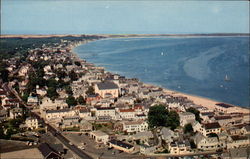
<box><xmin>74</xmin><ymin>37</ymin><xmax>249</xmax><ymax>107</ymax></box>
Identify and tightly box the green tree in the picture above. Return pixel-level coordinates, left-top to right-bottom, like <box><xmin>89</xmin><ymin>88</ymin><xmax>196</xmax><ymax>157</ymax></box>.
<box><xmin>65</xmin><ymin>85</ymin><xmax>73</xmax><ymax>95</ymax></box>
<box><xmin>86</xmin><ymin>86</ymin><xmax>95</xmax><ymax>95</ymax></box>
<box><xmin>66</xmin><ymin>95</ymin><xmax>77</xmax><ymax>107</ymax></box>
<box><xmin>46</xmin><ymin>87</ymin><xmax>58</xmax><ymax>100</ymax></box>
<box><xmin>166</xmin><ymin>110</ymin><xmax>180</xmax><ymax>130</ymax></box>
<box><xmin>77</xmin><ymin>95</ymin><xmax>86</xmax><ymax>105</ymax></box>
<box><xmin>186</xmin><ymin>107</ymin><xmax>202</xmax><ymax>123</ymax></box>
<box><xmin>47</xmin><ymin>78</ymin><xmax>59</xmax><ymax>88</ymax></box>
<box><xmin>184</xmin><ymin>123</ymin><xmax>194</xmax><ymax>134</ymax></box>
<box><xmin>22</xmin><ymin>91</ymin><xmax>29</xmax><ymax>102</ymax></box>
<box><xmin>74</xmin><ymin>61</ymin><xmax>81</xmax><ymax>66</ymax></box>
<box><xmin>68</xmin><ymin>70</ymin><xmax>77</xmax><ymax>81</ymax></box>
<box><xmin>0</xmin><ymin>69</ymin><xmax>9</xmax><ymax>83</ymax></box>
<box><xmin>148</xmin><ymin>105</ymin><xmax>168</xmax><ymax>128</ymax></box>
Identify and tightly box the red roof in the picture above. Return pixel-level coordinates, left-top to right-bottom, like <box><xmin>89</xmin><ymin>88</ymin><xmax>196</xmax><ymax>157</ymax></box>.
<box><xmin>120</xmin><ymin>109</ymin><xmax>135</xmax><ymax>112</ymax></box>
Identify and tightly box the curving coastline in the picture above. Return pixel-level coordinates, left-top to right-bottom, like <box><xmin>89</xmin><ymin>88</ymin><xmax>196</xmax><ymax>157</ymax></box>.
<box><xmin>72</xmin><ymin>37</ymin><xmax>250</xmax><ymax>114</ymax></box>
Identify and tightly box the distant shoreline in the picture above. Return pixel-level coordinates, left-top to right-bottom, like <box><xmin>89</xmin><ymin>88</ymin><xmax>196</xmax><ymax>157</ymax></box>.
<box><xmin>72</xmin><ymin>38</ymin><xmax>250</xmax><ymax>113</ymax></box>
<box><xmin>1</xmin><ymin>33</ymin><xmax>249</xmax><ymax>39</ymax></box>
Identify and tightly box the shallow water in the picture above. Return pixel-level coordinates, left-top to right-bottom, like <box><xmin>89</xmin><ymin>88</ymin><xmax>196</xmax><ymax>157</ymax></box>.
<box><xmin>74</xmin><ymin>37</ymin><xmax>249</xmax><ymax>107</ymax></box>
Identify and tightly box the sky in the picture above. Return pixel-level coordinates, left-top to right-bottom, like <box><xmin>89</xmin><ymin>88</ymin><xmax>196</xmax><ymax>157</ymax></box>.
<box><xmin>1</xmin><ymin>0</ymin><xmax>249</xmax><ymax>34</ymax></box>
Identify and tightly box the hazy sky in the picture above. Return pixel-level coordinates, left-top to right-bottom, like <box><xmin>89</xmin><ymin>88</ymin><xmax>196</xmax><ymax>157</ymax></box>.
<box><xmin>1</xmin><ymin>0</ymin><xmax>249</xmax><ymax>34</ymax></box>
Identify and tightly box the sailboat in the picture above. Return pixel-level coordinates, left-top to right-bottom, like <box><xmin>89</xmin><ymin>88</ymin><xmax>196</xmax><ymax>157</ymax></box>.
<box><xmin>224</xmin><ymin>75</ymin><xmax>230</xmax><ymax>81</ymax></box>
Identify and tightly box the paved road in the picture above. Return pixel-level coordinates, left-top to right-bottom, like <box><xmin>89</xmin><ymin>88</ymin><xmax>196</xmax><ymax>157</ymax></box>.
<box><xmin>32</xmin><ymin>112</ymin><xmax>93</xmax><ymax>159</ymax></box>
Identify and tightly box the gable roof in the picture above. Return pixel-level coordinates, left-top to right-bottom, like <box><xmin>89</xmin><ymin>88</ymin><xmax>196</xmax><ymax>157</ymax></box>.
<box><xmin>97</xmin><ymin>81</ymin><xmax>118</xmax><ymax>90</ymax></box>
<box><xmin>204</xmin><ymin>122</ymin><xmax>221</xmax><ymax>130</ymax></box>
<box><xmin>109</xmin><ymin>139</ymin><xmax>134</xmax><ymax>149</ymax></box>
<box><xmin>38</xmin><ymin>143</ymin><xmax>61</xmax><ymax>158</ymax></box>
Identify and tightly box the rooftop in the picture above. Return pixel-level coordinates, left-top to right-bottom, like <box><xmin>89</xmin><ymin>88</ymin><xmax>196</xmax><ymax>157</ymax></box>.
<box><xmin>91</xmin><ymin>130</ymin><xmax>108</xmax><ymax>137</ymax></box>
<box><xmin>216</xmin><ymin>103</ymin><xmax>234</xmax><ymax>108</ymax></box>
<box><xmin>46</xmin><ymin>108</ymin><xmax>71</xmax><ymax>113</ymax></box>
<box><xmin>97</xmin><ymin>81</ymin><xmax>119</xmax><ymax>90</ymax></box>
<box><xmin>204</xmin><ymin>122</ymin><xmax>221</xmax><ymax>129</ymax></box>
<box><xmin>109</xmin><ymin>139</ymin><xmax>134</xmax><ymax>149</ymax></box>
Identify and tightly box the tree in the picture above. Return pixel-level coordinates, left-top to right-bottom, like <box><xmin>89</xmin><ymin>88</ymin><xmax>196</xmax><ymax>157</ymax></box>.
<box><xmin>65</xmin><ymin>85</ymin><xmax>73</xmax><ymax>95</ymax></box>
<box><xmin>186</xmin><ymin>107</ymin><xmax>202</xmax><ymax>123</ymax></box>
<box><xmin>86</xmin><ymin>86</ymin><xmax>95</xmax><ymax>95</ymax></box>
<box><xmin>22</xmin><ymin>91</ymin><xmax>29</xmax><ymax>102</ymax></box>
<box><xmin>0</xmin><ymin>69</ymin><xmax>9</xmax><ymax>83</ymax></box>
<box><xmin>148</xmin><ymin>105</ymin><xmax>168</xmax><ymax>128</ymax></box>
<box><xmin>66</xmin><ymin>95</ymin><xmax>77</xmax><ymax>107</ymax></box>
<box><xmin>74</xmin><ymin>61</ymin><xmax>81</xmax><ymax>66</ymax></box>
<box><xmin>46</xmin><ymin>87</ymin><xmax>58</xmax><ymax>100</ymax></box>
<box><xmin>47</xmin><ymin>78</ymin><xmax>59</xmax><ymax>88</ymax></box>
<box><xmin>184</xmin><ymin>123</ymin><xmax>194</xmax><ymax>134</ymax></box>
<box><xmin>166</xmin><ymin>110</ymin><xmax>180</xmax><ymax>130</ymax></box>
<box><xmin>68</xmin><ymin>70</ymin><xmax>77</xmax><ymax>81</ymax></box>
<box><xmin>77</xmin><ymin>95</ymin><xmax>86</xmax><ymax>105</ymax></box>
<box><xmin>148</xmin><ymin>105</ymin><xmax>180</xmax><ymax>130</ymax></box>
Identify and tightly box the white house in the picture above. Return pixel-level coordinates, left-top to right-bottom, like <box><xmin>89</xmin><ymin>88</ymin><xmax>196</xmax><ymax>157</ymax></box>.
<box><xmin>45</xmin><ymin>108</ymin><xmax>76</xmax><ymax>121</ymax></box>
<box><xmin>179</xmin><ymin>112</ymin><xmax>196</xmax><ymax>127</ymax></box>
<box><xmin>169</xmin><ymin>140</ymin><xmax>192</xmax><ymax>155</ymax></box>
<box><xmin>193</xmin><ymin>122</ymin><xmax>222</xmax><ymax>136</ymax></box>
<box><xmin>194</xmin><ymin>132</ymin><xmax>225</xmax><ymax>151</ymax></box>
<box><xmin>89</xmin><ymin>130</ymin><xmax>109</xmax><ymax>144</ymax></box>
<box><xmin>122</xmin><ymin>120</ymin><xmax>148</xmax><ymax>133</ymax></box>
<box><xmin>25</xmin><ymin>117</ymin><xmax>39</xmax><ymax>130</ymax></box>
<box><xmin>94</xmin><ymin>107</ymin><xmax>117</xmax><ymax>120</ymax></box>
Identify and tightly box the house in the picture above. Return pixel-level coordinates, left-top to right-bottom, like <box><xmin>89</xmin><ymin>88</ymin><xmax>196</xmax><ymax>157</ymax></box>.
<box><xmin>9</xmin><ymin>107</ymin><xmax>22</xmax><ymax>119</ymax></box>
<box><xmin>0</xmin><ymin>109</ymin><xmax>8</xmax><ymax>122</ymax></box>
<box><xmin>160</xmin><ymin>127</ymin><xmax>177</xmax><ymax>144</ymax></box>
<box><xmin>193</xmin><ymin>122</ymin><xmax>221</xmax><ymax>136</ymax></box>
<box><xmin>140</xmin><ymin>144</ymin><xmax>156</xmax><ymax>154</ymax></box>
<box><xmin>179</xmin><ymin>112</ymin><xmax>196</xmax><ymax>127</ymax></box>
<box><xmin>194</xmin><ymin>132</ymin><xmax>225</xmax><ymax>151</ymax></box>
<box><xmin>213</xmin><ymin>116</ymin><xmax>233</xmax><ymax>127</ymax></box>
<box><xmin>85</xmin><ymin>94</ymin><xmax>102</xmax><ymax>104</ymax></box>
<box><xmin>36</xmin><ymin>87</ymin><xmax>47</xmax><ymax>96</ymax></box>
<box><xmin>18</xmin><ymin>65</ymin><xmax>30</xmax><ymax>77</ymax></box>
<box><xmin>169</xmin><ymin>140</ymin><xmax>192</xmax><ymax>155</ymax></box>
<box><xmin>117</xmin><ymin>96</ymin><xmax>135</xmax><ymax>105</ymax></box>
<box><xmin>119</xmin><ymin>108</ymin><xmax>136</xmax><ymax>119</ymax></box>
<box><xmin>89</xmin><ymin>130</ymin><xmax>109</xmax><ymax>144</ymax></box>
<box><xmin>25</xmin><ymin>117</ymin><xmax>39</xmax><ymax>130</ymax></box>
<box><xmin>40</xmin><ymin>97</ymin><xmax>68</xmax><ymax>112</ymax></box>
<box><xmin>78</xmin><ymin>108</ymin><xmax>92</xmax><ymax>119</ymax></box>
<box><xmin>122</xmin><ymin>120</ymin><xmax>148</xmax><ymax>133</ymax></box>
<box><xmin>132</xmin><ymin>131</ymin><xmax>154</xmax><ymax>143</ymax></box>
<box><xmin>1</xmin><ymin>97</ymin><xmax>20</xmax><ymax>108</ymax></box>
<box><xmin>95</xmin><ymin>81</ymin><xmax>119</xmax><ymax>98</ymax></box>
<box><xmin>214</xmin><ymin>103</ymin><xmax>236</xmax><ymax>114</ymax></box>
<box><xmin>227</xmin><ymin>135</ymin><xmax>250</xmax><ymax>149</ymax></box>
<box><xmin>109</xmin><ymin>139</ymin><xmax>134</xmax><ymax>153</ymax></box>
<box><xmin>227</xmin><ymin>127</ymin><xmax>243</xmax><ymax>136</ymax></box>
<box><xmin>38</xmin><ymin>143</ymin><xmax>62</xmax><ymax>159</ymax></box>
<box><xmin>241</xmin><ymin>125</ymin><xmax>250</xmax><ymax>135</ymax></box>
<box><xmin>94</xmin><ymin>107</ymin><xmax>117</xmax><ymax>120</ymax></box>
<box><xmin>200</xmin><ymin>112</ymin><xmax>214</xmax><ymax>123</ymax></box>
<box><xmin>61</xmin><ymin>116</ymin><xmax>80</xmax><ymax>128</ymax></box>
<box><xmin>27</xmin><ymin>96</ymin><xmax>39</xmax><ymax>106</ymax></box>
<box><xmin>79</xmin><ymin>119</ymin><xmax>92</xmax><ymax>132</ymax></box>
<box><xmin>44</xmin><ymin>108</ymin><xmax>76</xmax><ymax>121</ymax></box>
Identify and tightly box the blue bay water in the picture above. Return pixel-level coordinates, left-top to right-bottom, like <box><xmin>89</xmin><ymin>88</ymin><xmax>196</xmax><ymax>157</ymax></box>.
<box><xmin>74</xmin><ymin>37</ymin><xmax>249</xmax><ymax>107</ymax></box>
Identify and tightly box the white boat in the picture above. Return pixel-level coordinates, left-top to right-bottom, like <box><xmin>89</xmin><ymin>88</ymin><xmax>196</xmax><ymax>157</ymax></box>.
<box><xmin>224</xmin><ymin>75</ymin><xmax>230</xmax><ymax>81</ymax></box>
<box><xmin>161</xmin><ymin>52</ymin><xmax>164</xmax><ymax>56</ymax></box>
